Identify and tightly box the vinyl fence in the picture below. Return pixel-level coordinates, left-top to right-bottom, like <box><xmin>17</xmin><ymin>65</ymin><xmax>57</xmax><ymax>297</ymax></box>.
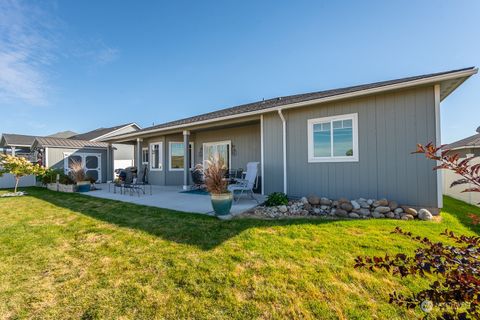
<box><xmin>442</xmin><ymin>156</ymin><xmax>480</xmax><ymax>206</ymax></box>
<box><xmin>0</xmin><ymin>173</ymin><xmax>36</xmax><ymax>189</ymax></box>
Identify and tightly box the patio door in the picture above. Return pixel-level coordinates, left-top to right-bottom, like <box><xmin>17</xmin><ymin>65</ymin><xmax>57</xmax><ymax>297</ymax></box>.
<box><xmin>64</xmin><ymin>153</ymin><xmax>102</xmax><ymax>182</ymax></box>
<box><xmin>202</xmin><ymin>141</ymin><xmax>231</xmax><ymax>169</ymax></box>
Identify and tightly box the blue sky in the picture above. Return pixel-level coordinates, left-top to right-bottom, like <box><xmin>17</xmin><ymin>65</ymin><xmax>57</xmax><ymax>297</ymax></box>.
<box><xmin>1</xmin><ymin>0</ymin><xmax>478</xmax><ymax>143</ymax></box>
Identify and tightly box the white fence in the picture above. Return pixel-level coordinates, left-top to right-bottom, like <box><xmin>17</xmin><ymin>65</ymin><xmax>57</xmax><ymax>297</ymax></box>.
<box><xmin>0</xmin><ymin>173</ymin><xmax>36</xmax><ymax>189</ymax></box>
<box><xmin>442</xmin><ymin>157</ymin><xmax>480</xmax><ymax>206</ymax></box>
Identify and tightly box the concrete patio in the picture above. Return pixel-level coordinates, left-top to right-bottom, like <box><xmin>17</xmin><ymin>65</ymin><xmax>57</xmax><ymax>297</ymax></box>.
<box><xmin>83</xmin><ymin>183</ymin><xmax>265</xmax><ymax>217</ymax></box>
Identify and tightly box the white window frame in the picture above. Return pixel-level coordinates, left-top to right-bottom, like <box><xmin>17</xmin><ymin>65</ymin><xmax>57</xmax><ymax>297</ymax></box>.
<box><xmin>168</xmin><ymin>141</ymin><xmax>194</xmax><ymax>171</ymax></box>
<box><xmin>149</xmin><ymin>141</ymin><xmax>163</xmax><ymax>171</ymax></box>
<box><xmin>307</xmin><ymin>113</ymin><xmax>359</xmax><ymax>163</ymax></box>
<box><xmin>141</xmin><ymin>147</ymin><xmax>149</xmax><ymax>164</ymax></box>
<box><xmin>202</xmin><ymin>140</ymin><xmax>232</xmax><ymax>169</ymax></box>
<box><xmin>63</xmin><ymin>152</ymin><xmax>102</xmax><ymax>182</ymax></box>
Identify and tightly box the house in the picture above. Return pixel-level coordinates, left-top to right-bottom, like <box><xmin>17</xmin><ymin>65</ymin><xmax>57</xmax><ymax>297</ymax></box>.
<box><xmin>442</xmin><ymin>126</ymin><xmax>480</xmax><ymax>206</ymax></box>
<box><xmin>1</xmin><ymin>123</ymin><xmax>140</xmax><ymax>183</ymax></box>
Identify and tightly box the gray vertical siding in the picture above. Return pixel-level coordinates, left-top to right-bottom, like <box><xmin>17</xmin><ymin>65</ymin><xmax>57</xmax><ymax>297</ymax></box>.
<box><xmin>262</xmin><ymin>112</ymin><xmax>284</xmax><ymax>194</ymax></box>
<box><xmin>165</xmin><ymin>133</ymin><xmax>185</xmax><ymax>186</ymax></box>
<box><xmin>47</xmin><ymin>147</ymin><xmax>108</xmax><ymax>182</ymax></box>
<box><xmin>273</xmin><ymin>86</ymin><xmax>438</xmax><ymax>207</ymax></box>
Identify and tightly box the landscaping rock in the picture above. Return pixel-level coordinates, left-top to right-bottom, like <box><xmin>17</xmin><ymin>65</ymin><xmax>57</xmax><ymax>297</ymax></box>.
<box><xmin>332</xmin><ymin>200</ymin><xmax>339</xmax><ymax>208</ymax></box>
<box><xmin>338</xmin><ymin>197</ymin><xmax>350</xmax><ymax>204</ymax></box>
<box><xmin>418</xmin><ymin>208</ymin><xmax>433</xmax><ymax>221</ymax></box>
<box><xmin>357</xmin><ymin>208</ymin><xmax>371</xmax><ymax>216</ymax></box>
<box><xmin>278</xmin><ymin>205</ymin><xmax>288</xmax><ymax>213</ymax></box>
<box><xmin>340</xmin><ymin>202</ymin><xmax>354</xmax><ymax>212</ymax></box>
<box><xmin>359</xmin><ymin>201</ymin><xmax>370</xmax><ymax>209</ymax></box>
<box><xmin>320</xmin><ymin>197</ymin><xmax>332</xmax><ymax>206</ymax></box>
<box><xmin>320</xmin><ymin>205</ymin><xmax>329</xmax><ymax>210</ymax></box>
<box><xmin>351</xmin><ymin>200</ymin><xmax>361</xmax><ymax>210</ymax></box>
<box><xmin>388</xmin><ymin>200</ymin><xmax>399</xmax><ymax>210</ymax></box>
<box><xmin>402</xmin><ymin>207</ymin><xmax>418</xmax><ymax>216</ymax></box>
<box><xmin>313</xmin><ymin>208</ymin><xmax>321</xmax><ymax>214</ymax></box>
<box><xmin>385</xmin><ymin>212</ymin><xmax>395</xmax><ymax>219</ymax></box>
<box><xmin>335</xmin><ymin>209</ymin><xmax>348</xmax><ymax>217</ymax></box>
<box><xmin>349</xmin><ymin>212</ymin><xmax>360</xmax><ymax>219</ymax></box>
<box><xmin>373</xmin><ymin>199</ymin><xmax>388</xmax><ymax>207</ymax></box>
<box><xmin>372</xmin><ymin>212</ymin><xmax>384</xmax><ymax>218</ymax></box>
<box><xmin>393</xmin><ymin>207</ymin><xmax>404</xmax><ymax>215</ymax></box>
<box><xmin>307</xmin><ymin>195</ymin><xmax>320</xmax><ymax>205</ymax></box>
<box><xmin>301</xmin><ymin>210</ymin><xmax>309</xmax><ymax>215</ymax></box>
<box><xmin>303</xmin><ymin>203</ymin><xmax>312</xmax><ymax>211</ymax></box>
<box><xmin>367</xmin><ymin>199</ymin><xmax>374</xmax><ymax>205</ymax></box>
<box><xmin>300</xmin><ymin>197</ymin><xmax>309</xmax><ymax>204</ymax></box>
<box><xmin>401</xmin><ymin>214</ymin><xmax>414</xmax><ymax>221</ymax></box>
<box><xmin>374</xmin><ymin>206</ymin><xmax>390</xmax><ymax>214</ymax></box>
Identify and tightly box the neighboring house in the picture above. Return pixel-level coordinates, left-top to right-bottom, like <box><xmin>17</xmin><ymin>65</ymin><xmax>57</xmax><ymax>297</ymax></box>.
<box><xmin>442</xmin><ymin>127</ymin><xmax>480</xmax><ymax>206</ymax></box>
<box><xmin>104</xmin><ymin>67</ymin><xmax>477</xmax><ymax>210</ymax></box>
<box><xmin>1</xmin><ymin>123</ymin><xmax>140</xmax><ymax>183</ymax></box>
<box><xmin>48</xmin><ymin>130</ymin><xmax>78</xmax><ymax>139</ymax></box>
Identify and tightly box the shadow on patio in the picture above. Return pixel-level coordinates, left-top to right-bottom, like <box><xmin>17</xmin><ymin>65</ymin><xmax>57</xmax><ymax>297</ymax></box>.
<box><xmin>27</xmin><ymin>187</ymin><xmax>333</xmax><ymax>250</ymax></box>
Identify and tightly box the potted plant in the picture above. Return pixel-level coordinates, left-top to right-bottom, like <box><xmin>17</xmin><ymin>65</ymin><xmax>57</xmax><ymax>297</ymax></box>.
<box><xmin>69</xmin><ymin>160</ymin><xmax>91</xmax><ymax>192</ymax></box>
<box><xmin>204</xmin><ymin>156</ymin><xmax>232</xmax><ymax>216</ymax></box>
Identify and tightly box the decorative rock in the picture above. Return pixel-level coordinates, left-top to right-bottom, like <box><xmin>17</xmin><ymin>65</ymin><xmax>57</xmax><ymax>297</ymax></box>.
<box><xmin>401</xmin><ymin>214</ymin><xmax>414</xmax><ymax>221</ymax></box>
<box><xmin>372</xmin><ymin>212</ymin><xmax>384</xmax><ymax>218</ymax></box>
<box><xmin>320</xmin><ymin>197</ymin><xmax>332</xmax><ymax>206</ymax></box>
<box><xmin>301</xmin><ymin>210</ymin><xmax>309</xmax><ymax>215</ymax></box>
<box><xmin>367</xmin><ymin>199</ymin><xmax>374</xmax><ymax>205</ymax></box>
<box><xmin>338</xmin><ymin>197</ymin><xmax>350</xmax><ymax>204</ymax></box>
<box><xmin>351</xmin><ymin>200</ymin><xmax>361</xmax><ymax>210</ymax></box>
<box><xmin>418</xmin><ymin>209</ymin><xmax>433</xmax><ymax>221</ymax></box>
<box><xmin>349</xmin><ymin>212</ymin><xmax>360</xmax><ymax>219</ymax></box>
<box><xmin>374</xmin><ymin>206</ymin><xmax>390</xmax><ymax>214</ymax></box>
<box><xmin>373</xmin><ymin>199</ymin><xmax>388</xmax><ymax>207</ymax></box>
<box><xmin>307</xmin><ymin>195</ymin><xmax>320</xmax><ymax>205</ymax></box>
<box><xmin>394</xmin><ymin>207</ymin><xmax>404</xmax><ymax>215</ymax></box>
<box><xmin>340</xmin><ymin>202</ymin><xmax>354</xmax><ymax>212</ymax></box>
<box><xmin>359</xmin><ymin>201</ymin><xmax>370</xmax><ymax>209</ymax></box>
<box><xmin>278</xmin><ymin>205</ymin><xmax>288</xmax><ymax>213</ymax></box>
<box><xmin>357</xmin><ymin>208</ymin><xmax>371</xmax><ymax>216</ymax></box>
<box><xmin>402</xmin><ymin>207</ymin><xmax>418</xmax><ymax>216</ymax></box>
<box><xmin>385</xmin><ymin>212</ymin><xmax>395</xmax><ymax>219</ymax></box>
<box><xmin>320</xmin><ymin>205</ymin><xmax>329</xmax><ymax>210</ymax></box>
<box><xmin>300</xmin><ymin>197</ymin><xmax>309</xmax><ymax>204</ymax></box>
<box><xmin>388</xmin><ymin>200</ymin><xmax>399</xmax><ymax>210</ymax></box>
<box><xmin>335</xmin><ymin>209</ymin><xmax>348</xmax><ymax>217</ymax></box>
<box><xmin>332</xmin><ymin>201</ymin><xmax>339</xmax><ymax>208</ymax></box>
<box><xmin>303</xmin><ymin>203</ymin><xmax>312</xmax><ymax>211</ymax></box>
<box><xmin>313</xmin><ymin>208</ymin><xmax>321</xmax><ymax>214</ymax></box>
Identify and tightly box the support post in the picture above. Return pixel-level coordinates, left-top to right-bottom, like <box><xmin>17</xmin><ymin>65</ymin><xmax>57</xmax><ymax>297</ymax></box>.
<box><xmin>11</xmin><ymin>146</ymin><xmax>15</xmax><ymax>157</ymax></box>
<box><xmin>136</xmin><ymin>138</ymin><xmax>142</xmax><ymax>168</ymax></box>
<box><xmin>278</xmin><ymin>109</ymin><xmax>287</xmax><ymax>195</ymax></box>
<box><xmin>183</xmin><ymin>130</ymin><xmax>190</xmax><ymax>190</ymax></box>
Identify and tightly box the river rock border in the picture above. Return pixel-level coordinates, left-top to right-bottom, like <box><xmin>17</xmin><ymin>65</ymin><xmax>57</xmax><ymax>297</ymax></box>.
<box><xmin>249</xmin><ymin>196</ymin><xmax>434</xmax><ymax>221</ymax></box>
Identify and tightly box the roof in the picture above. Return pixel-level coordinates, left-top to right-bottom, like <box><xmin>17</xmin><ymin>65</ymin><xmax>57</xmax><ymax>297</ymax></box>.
<box><xmin>0</xmin><ymin>134</ymin><xmax>37</xmax><ymax>147</ymax></box>
<box><xmin>445</xmin><ymin>133</ymin><xmax>480</xmax><ymax>150</ymax></box>
<box><xmin>104</xmin><ymin>67</ymin><xmax>477</xmax><ymax>141</ymax></box>
<box><xmin>32</xmin><ymin>137</ymin><xmax>109</xmax><ymax>149</ymax></box>
<box><xmin>47</xmin><ymin>130</ymin><xmax>78</xmax><ymax>139</ymax></box>
<box><xmin>69</xmin><ymin>123</ymin><xmax>139</xmax><ymax>141</ymax></box>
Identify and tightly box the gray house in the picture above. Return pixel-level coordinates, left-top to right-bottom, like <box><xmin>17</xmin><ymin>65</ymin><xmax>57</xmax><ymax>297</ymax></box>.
<box><xmin>105</xmin><ymin>68</ymin><xmax>477</xmax><ymax>210</ymax></box>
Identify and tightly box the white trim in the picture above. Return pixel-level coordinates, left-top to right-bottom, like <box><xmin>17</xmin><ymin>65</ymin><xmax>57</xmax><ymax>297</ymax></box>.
<box><xmin>168</xmin><ymin>141</ymin><xmax>194</xmax><ymax>171</ymax></box>
<box><xmin>63</xmin><ymin>152</ymin><xmax>102</xmax><ymax>182</ymax></box>
<box><xmin>149</xmin><ymin>141</ymin><xmax>163</xmax><ymax>171</ymax></box>
<box><xmin>92</xmin><ymin>123</ymin><xmax>141</xmax><ymax>142</ymax></box>
<box><xmin>260</xmin><ymin>114</ymin><xmax>265</xmax><ymax>195</ymax></box>
<box><xmin>307</xmin><ymin>113</ymin><xmax>359</xmax><ymax>163</ymax></box>
<box><xmin>202</xmin><ymin>140</ymin><xmax>232</xmax><ymax>169</ymax></box>
<box><xmin>141</xmin><ymin>147</ymin><xmax>149</xmax><ymax>164</ymax></box>
<box><xmin>434</xmin><ymin>84</ymin><xmax>443</xmax><ymax>208</ymax></box>
<box><xmin>447</xmin><ymin>146</ymin><xmax>480</xmax><ymax>151</ymax></box>
<box><xmin>45</xmin><ymin>147</ymin><xmax>49</xmax><ymax>167</ymax></box>
<box><xmin>278</xmin><ymin>109</ymin><xmax>287</xmax><ymax>194</ymax></box>
<box><xmin>103</xmin><ymin>69</ymin><xmax>477</xmax><ymax>142</ymax></box>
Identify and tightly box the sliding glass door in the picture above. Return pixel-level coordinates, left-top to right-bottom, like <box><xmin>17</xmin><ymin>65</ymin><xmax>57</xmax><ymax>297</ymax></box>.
<box><xmin>202</xmin><ymin>141</ymin><xmax>231</xmax><ymax>169</ymax></box>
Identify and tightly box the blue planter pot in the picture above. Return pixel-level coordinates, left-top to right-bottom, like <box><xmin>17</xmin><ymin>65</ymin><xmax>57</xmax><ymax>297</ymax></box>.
<box><xmin>77</xmin><ymin>182</ymin><xmax>91</xmax><ymax>192</ymax></box>
<box><xmin>210</xmin><ymin>192</ymin><xmax>233</xmax><ymax>216</ymax></box>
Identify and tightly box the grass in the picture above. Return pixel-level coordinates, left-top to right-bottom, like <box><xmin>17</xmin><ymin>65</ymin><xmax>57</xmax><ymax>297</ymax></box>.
<box><xmin>0</xmin><ymin>188</ymin><xmax>479</xmax><ymax>319</ymax></box>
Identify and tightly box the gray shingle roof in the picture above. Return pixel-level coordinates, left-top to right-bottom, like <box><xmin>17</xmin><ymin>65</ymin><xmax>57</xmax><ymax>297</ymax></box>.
<box><xmin>445</xmin><ymin>133</ymin><xmax>480</xmax><ymax>150</ymax></box>
<box><xmin>0</xmin><ymin>134</ymin><xmax>37</xmax><ymax>147</ymax></box>
<box><xmin>129</xmin><ymin>67</ymin><xmax>476</xmax><ymax>135</ymax></box>
<box><xmin>69</xmin><ymin>123</ymin><xmax>137</xmax><ymax>141</ymax></box>
<box><xmin>33</xmin><ymin>137</ymin><xmax>109</xmax><ymax>149</ymax></box>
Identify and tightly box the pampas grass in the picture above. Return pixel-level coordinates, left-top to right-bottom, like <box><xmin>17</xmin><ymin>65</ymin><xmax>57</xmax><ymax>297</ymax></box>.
<box><xmin>204</xmin><ymin>155</ymin><xmax>229</xmax><ymax>194</ymax></box>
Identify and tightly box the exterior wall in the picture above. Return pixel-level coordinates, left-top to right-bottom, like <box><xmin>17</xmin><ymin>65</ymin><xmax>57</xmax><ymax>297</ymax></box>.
<box><xmin>262</xmin><ymin>86</ymin><xmax>439</xmax><ymax>207</ymax></box>
<box><xmin>47</xmin><ymin>147</ymin><xmax>108</xmax><ymax>182</ymax></box>
<box><xmin>141</xmin><ymin>136</ymin><xmax>166</xmax><ymax>185</ymax></box>
<box><xmin>443</xmin><ymin>148</ymin><xmax>480</xmax><ymax>206</ymax></box>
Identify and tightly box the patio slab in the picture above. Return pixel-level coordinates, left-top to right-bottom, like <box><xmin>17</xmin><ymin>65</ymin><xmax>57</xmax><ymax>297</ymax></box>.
<box><xmin>83</xmin><ymin>184</ymin><xmax>265</xmax><ymax>216</ymax></box>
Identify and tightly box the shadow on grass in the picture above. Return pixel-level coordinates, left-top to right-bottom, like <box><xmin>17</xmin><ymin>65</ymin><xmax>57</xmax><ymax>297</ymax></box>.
<box><xmin>26</xmin><ymin>187</ymin><xmax>337</xmax><ymax>251</ymax></box>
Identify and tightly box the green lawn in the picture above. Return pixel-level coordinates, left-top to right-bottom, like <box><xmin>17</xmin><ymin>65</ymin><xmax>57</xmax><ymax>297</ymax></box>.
<box><xmin>0</xmin><ymin>188</ymin><xmax>479</xmax><ymax>319</ymax></box>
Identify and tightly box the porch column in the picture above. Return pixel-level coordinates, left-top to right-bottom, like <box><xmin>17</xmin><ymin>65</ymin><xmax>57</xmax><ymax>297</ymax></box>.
<box><xmin>183</xmin><ymin>130</ymin><xmax>190</xmax><ymax>190</ymax></box>
<box><xmin>136</xmin><ymin>138</ymin><xmax>142</xmax><ymax>168</ymax></box>
<box><xmin>11</xmin><ymin>146</ymin><xmax>15</xmax><ymax>156</ymax></box>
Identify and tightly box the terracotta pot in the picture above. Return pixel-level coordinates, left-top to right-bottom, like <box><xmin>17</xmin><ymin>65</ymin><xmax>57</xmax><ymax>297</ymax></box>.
<box><xmin>210</xmin><ymin>192</ymin><xmax>233</xmax><ymax>216</ymax></box>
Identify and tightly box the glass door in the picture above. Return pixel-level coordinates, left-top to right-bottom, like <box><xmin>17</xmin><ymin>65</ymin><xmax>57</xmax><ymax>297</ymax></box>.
<box><xmin>202</xmin><ymin>141</ymin><xmax>231</xmax><ymax>169</ymax></box>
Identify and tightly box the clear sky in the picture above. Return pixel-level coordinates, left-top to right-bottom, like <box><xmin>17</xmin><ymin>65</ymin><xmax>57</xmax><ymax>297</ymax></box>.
<box><xmin>1</xmin><ymin>0</ymin><xmax>478</xmax><ymax>143</ymax></box>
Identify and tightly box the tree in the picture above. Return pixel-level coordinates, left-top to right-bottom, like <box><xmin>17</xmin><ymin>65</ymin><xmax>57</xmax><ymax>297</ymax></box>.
<box><xmin>0</xmin><ymin>154</ymin><xmax>45</xmax><ymax>193</ymax></box>
<box><xmin>354</xmin><ymin>143</ymin><xmax>480</xmax><ymax>318</ymax></box>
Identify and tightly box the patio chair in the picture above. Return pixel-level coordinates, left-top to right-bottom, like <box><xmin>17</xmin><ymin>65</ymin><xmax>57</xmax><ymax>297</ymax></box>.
<box><xmin>191</xmin><ymin>164</ymin><xmax>205</xmax><ymax>190</ymax></box>
<box><xmin>227</xmin><ymin>162</ymin><xmax>259</xmax><ymax>203</ymax></box>
<box><xmin>122</xmin><ymin>167</ymin><xmax>143</xmax><ymax>197</ymax></box>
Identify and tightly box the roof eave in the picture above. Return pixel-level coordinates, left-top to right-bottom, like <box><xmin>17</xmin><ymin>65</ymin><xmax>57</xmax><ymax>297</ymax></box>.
<box><xmin>103</xmin><ymin>67</ymin><xmax>478</xmax><ymax>142</ymax></box>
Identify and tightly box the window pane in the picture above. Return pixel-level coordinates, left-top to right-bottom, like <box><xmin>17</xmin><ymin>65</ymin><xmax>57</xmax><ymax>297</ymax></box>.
<box><xmin>86</xmin><ymin>170</ymin><xmax>98</xmax><ymax>181</ymax></box>
<box><xmin>343</xmin><ymin>119</ymin><xmax>352</xmax><ymax>128</ymax></box>
<box><xmin>171</xmin><ymin>143</ymin><xmax>184</xmax><ymax>169</ymax></box>
<box><xmin>332</xmin><ymin>120</ymin><xmax>342</xmax><ymax>129</ymax></box>
<box><xmin>313</xmin><ymin>123</ymin><xmax>331</xmax><ymax>157</ymax></box>
<box><xmin>151</xmin><ymin>144</ymin><xmax>160</xmax><ymax>169</ymax></box>
<box><xmin>85</xmin><ymin>156</ymin><xmax>98</xmax><ymax>169</ymax></box>
<box><xmin>68</xmin><ymin>155</ymin><xmax>82</xmax><ymax>168</ymax></box>
<box><xmin>333</xmin><ymin>126</ymin><xmax>353</xmax><ymax>157</ymax></box>
<box><xmin>142</xmin><ymin>149</ymin><xmax>149</xmax><ymax>163</ymax></box>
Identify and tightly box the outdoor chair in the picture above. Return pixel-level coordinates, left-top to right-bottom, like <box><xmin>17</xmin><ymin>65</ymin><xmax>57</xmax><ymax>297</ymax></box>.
<box><xmin>227</xmin><ymin>162</ymin><xmax>259</xmax><ymax>203</ymax></box>
<box><xmin>191</xmin><ymin>164</ymin><xmax>205</xmax><ymax>190</ymax></box>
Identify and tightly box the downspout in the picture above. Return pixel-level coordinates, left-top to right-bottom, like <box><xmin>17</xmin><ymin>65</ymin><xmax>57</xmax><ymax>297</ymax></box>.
<box><xmin>278</xmin><ymin>109</ymin><xmax>287</xmax><ymax>195</ymax></box>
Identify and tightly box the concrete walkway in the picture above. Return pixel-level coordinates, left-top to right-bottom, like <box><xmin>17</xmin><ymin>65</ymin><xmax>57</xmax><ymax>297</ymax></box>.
<box><xmin>84</xmin><ymin>184</ymin><xmax>265</xmax><ymax>217</ymax></box>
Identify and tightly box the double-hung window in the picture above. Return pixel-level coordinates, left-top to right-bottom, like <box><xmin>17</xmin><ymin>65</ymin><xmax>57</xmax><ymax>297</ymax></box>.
<box><xmin>142</xmin><ymin>147</ymin><xmax>149</xmax><ymax>164</ymax></box>
<box><xmin>307</xmin><ymin>113</ymin><xmax>358</xmax><ymax>162</ymax></box>
<box><xmin>169</xmin><ymin>142</ymin><xmax>194</xmax><ymax>171</ymax></box>
<box><xmin>149</xmin><ymin>142</ymin><xmax>163</xmax><ymax>170</ymax></box>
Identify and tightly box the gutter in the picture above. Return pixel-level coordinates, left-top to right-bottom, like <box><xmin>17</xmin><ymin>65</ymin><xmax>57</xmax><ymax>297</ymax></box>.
<box><xmin>278</xmin><ymin>109</ymin><xmax>287</xmax><ymax>195</ymax></box>
<box><xmin>103</xmin><ymin>68</ymin><xmax>478</xmax><ymax>142</ymax></box>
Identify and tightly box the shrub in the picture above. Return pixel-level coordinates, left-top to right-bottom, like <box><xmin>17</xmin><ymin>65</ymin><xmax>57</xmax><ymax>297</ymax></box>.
<box><xmin>265</xmin><ymin>192</ymin><xmax>288</xmax><ymax>207</ymax></box>
<box><xmin>0</xmin><ymin>154</ymin><xmax>45</xmax><ymax>193</ymax></box>
<box><xmin>38</xmin><ymin>168</ymin><xmax>64</xmax><ymax>184</ymax></box>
